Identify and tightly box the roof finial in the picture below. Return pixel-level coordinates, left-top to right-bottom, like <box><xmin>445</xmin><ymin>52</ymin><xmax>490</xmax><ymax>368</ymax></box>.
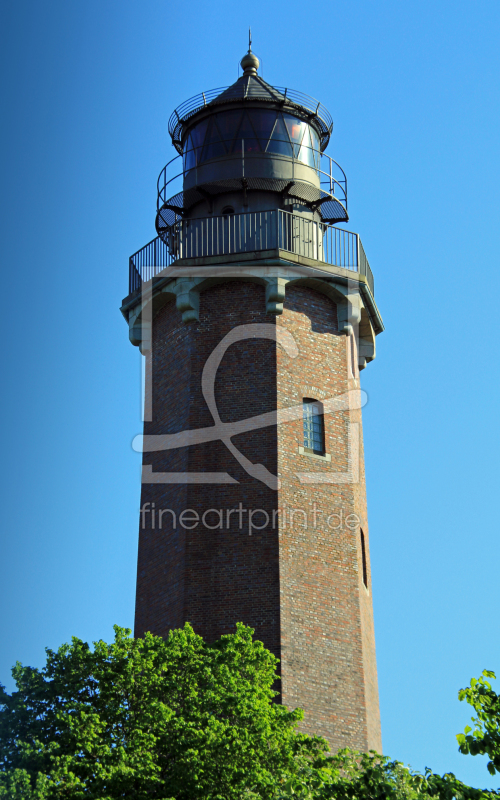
<box><xmin>241</xmin><ymin>30</ymin><xmax>259</xmax><ymax>75</ymax></box>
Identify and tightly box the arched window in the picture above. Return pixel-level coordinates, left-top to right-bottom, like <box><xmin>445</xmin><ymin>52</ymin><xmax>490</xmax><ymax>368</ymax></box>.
<box><xmin>302</xmin><ymin>398</ymin><xmax>325</xmax><ymax>455</ymax></box>
<box><xmin>360</xmin><ymin>529</ymin><xmax>368</xmax><ymax>588</ymax></box>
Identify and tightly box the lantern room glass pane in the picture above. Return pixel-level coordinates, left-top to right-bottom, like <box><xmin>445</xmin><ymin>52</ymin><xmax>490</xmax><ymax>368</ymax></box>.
<box><xmin>189</xmin><ymin>117</ymin><xmax>208</xmax><ymax>163</ymax></box>
<box><xmin>232</xmin><ymin>112</ymin><xmax>261</xmax><ymax>154</ymax></box>
<box><xmin>201</xmin><ymin>117</ymin><xmax>226</xmax><ymax>162</ymax></box>
<box><xmin>283</xmin><ymin>113</ymin><xmax>307</xmax><ymax>156</ymax></box>
<box><xmin>186</xmin><ymin>118</ymin><xmax>208</xmax><ymax>165</ymax></box>
<box><xmin>184</xmin><ymin>110</ymin><xmax>321</xmax><ymax>169</ymax></box>
<box><xmin>249</xmin><ymin>109</ymin><xmax>278</xmax><ymax>149</ymax></box>
<box><xmin>297</xmin><ymin>126</ymin><xmax>316</xmax><ymax>168</ymax></box>
<box><xmin>215</xmin><ymin>110</ymin><xmax>243</xmax><ymax>147</ymax></box>
<box><xmin>190</xmin><ymin>118</ymin><xmax>208</xmax><ymax>148</ymax></box>
<box><xmin>310</xmin><ymin>126</ymin><xmax>320</xmax><ymax>157</ymax></box>
<box><xmin>266</xmin><ymin>113</ymin><xmax>293</xmax><ymax>157</ymax></box>
<box><xmin>183</xmin><ymin>134</ymin><xmax>196</xmax><ymax>172</ymax></box>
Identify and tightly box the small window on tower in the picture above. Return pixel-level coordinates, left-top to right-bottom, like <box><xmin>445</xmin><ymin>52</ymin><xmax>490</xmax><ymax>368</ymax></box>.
<box><xmin>360</xmin><ymin>529</ymin><xmax>368</xmax><ymax>588</ymax></box>
<box><xmin>222</xmin><ymin>206</ymin><xmax>234</xmax><ymax>217</ymax></box>
<box><xmin>302</xmin><ymin>398</ymin><xmax>325</xmax><ymax>455</ymax></box>
<box><xmin>350</xmin><ymin>332</ymin><xmax>357</xmax><ymax>378</ymax></box>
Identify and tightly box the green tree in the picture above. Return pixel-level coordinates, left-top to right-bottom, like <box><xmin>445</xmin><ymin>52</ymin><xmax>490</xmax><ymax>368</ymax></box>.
<box><xmin>1</xmin><ymin>625</ymin><xmax>499</xmax><ymax>800</ymax></box>
<box><xmin>0</xmin><ymin>768</ymin><xmax>51</xmax><ymax>799</ymax></box>
<box><xmin>0</xmin><ymin>623</ymin><xmax>327</xmax><ymax>799</ymax></box>
<box><xmin>321</xmin><ymin>749</ymin><xmax>497</xmax><ymax>800</ymax></box>
<box><xmin>273</xmin><ymin>748</ymin><xmax>498</xmax><ymax>800</ymax></box>
<box><xmin>457</xmin><ymin>670</ymin><xmax>500</xmax><ymax>776</ymax></box>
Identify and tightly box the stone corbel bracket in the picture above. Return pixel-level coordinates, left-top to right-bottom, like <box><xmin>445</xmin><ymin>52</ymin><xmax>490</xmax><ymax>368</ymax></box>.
<box><xmin>122</xmin><ymin>272</ymin><xmax>377</xmax><ymax>367</ymax></box>
<box><xmin>125</xmin><ymin>278</ymin><xmax>199</xmax><ymax>353</ymax></box>
<box><xmin>330</xmin><ymin>282</ymin><xmax>376</xmax><ymax>370</ymax></box>
<box><xmin>171</xmin><ymin>278</ymin><xmax>200</xmax><ymax>323</ymax></box>
<box><xmin>265</xmin><ymin>277</ymin><xmax>288</xmax><ymax>314</ymax></box>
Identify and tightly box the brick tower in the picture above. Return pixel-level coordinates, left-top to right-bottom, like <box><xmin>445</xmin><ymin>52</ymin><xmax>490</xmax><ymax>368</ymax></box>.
<box><xmin>121</xmin><ymin>45</ymin><xmax>384</xmax><ymax>752</ymax></box>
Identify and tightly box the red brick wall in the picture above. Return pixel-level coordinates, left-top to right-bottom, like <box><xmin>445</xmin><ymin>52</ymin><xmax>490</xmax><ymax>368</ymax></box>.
<box><xmin>135</xmin><ymin>279</ymin><xmax>381</xmax><ymax>752</ymax></box>
<box><xmin>136</xmin><ymin>282</ymin><xmax>282</xmax><ymax>661</ymax></box>
<box><xmin>276</xmin><ymin>284</ymin><xmax>381</xmax><ymax>752</ymax></box>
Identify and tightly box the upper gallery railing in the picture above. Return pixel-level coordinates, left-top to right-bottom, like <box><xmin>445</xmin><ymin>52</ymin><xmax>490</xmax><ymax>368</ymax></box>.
<box><xmin>156</xmin><ymin>146</ymin><xmax>347</xmax><ymax>218</ymax></box>
<box><xmin>129</xmin><ymin>209</ymin><xmax>374</xmax><ymax>296</ymax></box>
<box><xmin>168</xmin><ymin>86</ymin><xmax>333</xmax><ymax>153</ymax></box>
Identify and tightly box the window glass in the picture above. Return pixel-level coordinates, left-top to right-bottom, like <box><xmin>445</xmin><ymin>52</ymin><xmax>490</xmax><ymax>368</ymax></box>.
<box><xmin>283</xmin><ymin>113</ymin><xmax>307</xmax><ymax>156</ymax></box>
<box><xmin>302</xmin><ymin>398</ymin><xmax>325</xmax><ymax>454</ymax></box>
<box><xmin>183</xmin><ymin>134</ymin><xmax>196</xmax><ymax>172</ymax></box>
<box><xmin>188</xmin><ymin>118</ymin><xmax>208</xmax><ymax>165</ymax></box>
<box><xmin>266</xmin><ymin>113</ymin><xmax>293</xmax><ymax>157</ymax></box>
<box><xmin>231</xmin><ymin>112</ymin><xmax>260</xmax><ymax>154</ymax></box>
<box><xmin>189</xmin><ymin>118</ymin><xmax>208</xmax><ymax>152</ymax></box>
<box><xmin>185</xmin><ymin>112</ymin><xmax>320</xmax><ymax>168</ymax></box>
<box><xmin>215</xmin><ymin>110</ymin><xmax>243</xmax><ymax>146</ymax></box>
<box><xmin>312</xmin><ymin>127</ymin><xmax>320</xmax><ymax>168</ymax></box>
<box><xmin>310</xmin><ymin>126</ymin><xmax>320</xmax><ymax>156</ymax></box>
<box><xmin>297</xmin><ymin>126</ymin><xmax>316</xmax><ymax>168</ymax></box>
<box><xmin>201</xmin><ymin>117</ymin><xmax>226</xmax><ymax>162</ymax></box>
<box><xmin>249</xmin><ymin>109</ymin><xmax>278</xmax><ymax>149</ymax></box>
<box><xmin>308</xmin><ymin>126</ymin><xmax>320</xmax><ymax>169</ymax></box>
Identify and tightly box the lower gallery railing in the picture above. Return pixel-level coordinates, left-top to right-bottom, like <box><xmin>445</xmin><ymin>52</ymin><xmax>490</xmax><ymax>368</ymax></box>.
<box><xmin>129</xmin><ymin>209</ymin><xmax>374</xmax><ymax>295</ymax></box>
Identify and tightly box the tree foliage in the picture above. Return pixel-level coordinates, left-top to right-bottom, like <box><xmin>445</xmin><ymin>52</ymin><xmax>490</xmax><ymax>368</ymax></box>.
<box><xmin>268</xmin><ymin>749</ymin><xmax>498</xmax><ymax>800</ymax></box>
<box><xmin>0</xmin><ymin>623</ymin><xmax>326</xmax><ymax>799</ymax></box>
<box><xmin>0</xmin><ymin>624</ymin><xmax>498</xmax><ymax>799</ymax></box>
<box><xmin>457</xmin><ymin>671</ymin><xmax>500</xmax><ymax>776</ymax></box>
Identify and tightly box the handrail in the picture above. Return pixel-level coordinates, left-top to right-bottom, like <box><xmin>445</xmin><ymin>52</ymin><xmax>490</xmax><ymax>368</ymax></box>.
<box><xmin>129</xmin><ymin>210</ymin><xmax>374</xmax><ymax>297</ymax></box>
<box><xmin>168</xmin><ymin>85</ymin><xmax>333</xmax><ymax>153</ymax></box>
<box><xmin>129</xmin><ymin>237</ymin><xmax>170</xmax><ymax>294</ymax></box>
<box><xmin>155</xmin><ymin>144</ymin><xmax>348</xmax><ymax>213</ymax></box>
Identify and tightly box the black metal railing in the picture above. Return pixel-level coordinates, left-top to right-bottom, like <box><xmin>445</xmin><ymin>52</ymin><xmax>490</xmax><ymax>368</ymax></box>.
<box><xmin>156</xmin><ymin>146</ymin><xmax>347</xmax><ymax>217</ymax></box>
<box><xmin>357</xmin><ymin>238</ymin><xmax>374</xmax><ymax>298</ymax></box>
<box><xmin>168</xmin><ymin>85</ymin><xmax>333</xmax><ymax>153</ymax></box>
<box><xmin>128</xmin><ymin>209</ymin><xmax>374</xmax><ymax>296</ymax></box>
<box><xmin>129</xmin><ymin>237</ymin><xmax>169</xmax><ymax>294</ymax></box>
<box><xmin>169</xmin><ymin>209</ymin><xmax>278</xmax><ymax>261</ymax></box>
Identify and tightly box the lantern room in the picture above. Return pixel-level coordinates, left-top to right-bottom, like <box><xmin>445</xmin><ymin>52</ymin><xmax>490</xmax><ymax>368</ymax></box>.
<box><xmin>156</xmin><ymin>48</ymin><xmax>349</xmax><ymax>240</ymax></box>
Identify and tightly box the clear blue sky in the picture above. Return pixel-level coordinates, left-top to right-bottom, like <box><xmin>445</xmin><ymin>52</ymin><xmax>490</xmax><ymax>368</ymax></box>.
<box><xmin>1</xmin><ymin>0</ymin><xmax>499</xmax><ymax>788</ymax></box>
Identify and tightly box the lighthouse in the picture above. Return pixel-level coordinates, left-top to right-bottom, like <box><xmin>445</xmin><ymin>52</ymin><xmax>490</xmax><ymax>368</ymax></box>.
<box><xmin>121</xmin><ymin>44</ymin><xmax>384</xmax><ymax>752</ymax></box>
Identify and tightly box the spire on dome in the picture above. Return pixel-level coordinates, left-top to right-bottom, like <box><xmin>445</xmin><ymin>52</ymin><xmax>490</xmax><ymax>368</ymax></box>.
<box><xmin>240</xmin><ymin>29</ymin><xmax>260</xmax><ymax>75</ymax></box>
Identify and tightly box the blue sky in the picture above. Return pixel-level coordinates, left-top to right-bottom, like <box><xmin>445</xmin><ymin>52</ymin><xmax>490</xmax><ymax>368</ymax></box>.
<box><xmin>1</xmin><ymin>0</ymin><xmax>500</xmax><ymax>788</ymax></box>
